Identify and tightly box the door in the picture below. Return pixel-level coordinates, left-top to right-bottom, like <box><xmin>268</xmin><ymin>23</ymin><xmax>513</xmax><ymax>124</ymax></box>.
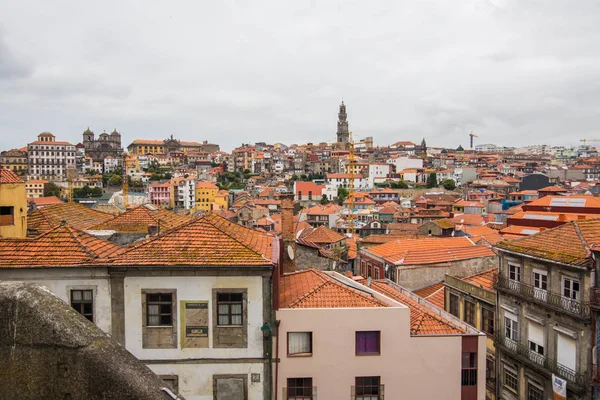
<box><xmin>556</xmin><ymin>334</ymin><xmax>577</xmax><ymax>372</ymax></box>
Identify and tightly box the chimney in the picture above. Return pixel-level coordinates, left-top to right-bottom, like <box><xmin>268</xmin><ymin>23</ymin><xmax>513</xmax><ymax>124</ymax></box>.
<box><xmin>147</xmin><ymin>224</ymin><xmax>159</xmax><ymax>236</ymax></box>
<box><xmin>280</xmin><ymin>194</ymin><xmax>296</xmax><ymax>274</ymax></box>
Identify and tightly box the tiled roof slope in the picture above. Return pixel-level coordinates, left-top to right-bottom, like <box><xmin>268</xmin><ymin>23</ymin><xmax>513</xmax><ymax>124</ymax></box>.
<box><xmin>279</xmin><ymin>269</ymin><xmax>387</xmax><ymax>309</ymax></box>
<box><xmin>413</xmin><ymin>282</ymin><xmax>445</xmax><ymax>309</ymax></box>
<box><xmin>302</xmin><ymin>225</ymin><xmax>345</xmax><ymax>244</ymax></box>
<box><xmin>366</xmin><ymin>237</ymin><xmax>475</xmax><ymax>264</ymax></box>
<box><xmin>28</xmin><ymin>203</ymin><xmax>113</xmax><ymax>234</ymax></box>
<box><xmin>0</xmin><ymin>167</ymin><xmax>23</xmax><ymax>183</ymax></box>
<box><xmin>108</xmin><ymin>213</ymin><xmax>273</xmax><ymax>266</ymax></box>
<box><xmin>496</xmin><ymin>219</ymin><xmax>600</xmax><ymax>268</ymax></box>
<box><xmin>367</xmin><ymin>281</ymin><xmax>465</xmax><ymax>335</ymax></box>
<box><xmin>89</xmin><ymin>204</ymin><xmax>191</xmax><ymax>233</ymax></box>
<box><xmin>462</xmin><ymin>268</ymin><xmax>497</xmax><ymax>292</ymax></box>
<box><xmin>400</xmin><ymin>245</ymin><xmax>495</xmax><ymax>266</ymax></box>
<box><xmin>0</xmin><ymin>224</ymin><xmax>123</xmax><ymax>267</ymax></box>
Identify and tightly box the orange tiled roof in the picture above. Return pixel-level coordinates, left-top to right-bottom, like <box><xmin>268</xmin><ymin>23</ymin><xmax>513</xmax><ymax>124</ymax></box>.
<box><xmin>524</xmin><ymin>195</ymin><xmax>600</xmax><ymax>208</ymax></box>
<box><xmin>0</xmin><ymin>167</ymin><xmax>23</xmax><ymax>183</ymax></box>
<box><xmin>108</xmin><ymin>213</ymin><xmax>274</xmax><ymax>266</ymax></box>
<box><xmin>89</xmin><ymin>204</ymin><xmax>191</xmax><ymax>233</ymax></box>
<box><xmin>366</xmin><ymin>237</ymin><xmax>474</xmax><ymax>263</ymax></box>
<box><xmin>0</xmin><ymin>224</ymin><xmax>123</xmax><ymax>267</ymax></box>
<box><xmin>400</xmin><ymin>245</ymin><xmax>495</xmax><ymax>266</ymax></box>
<box><xmin>413</xmin><ymin>282</ymin><xmax>446</xmax><ymax>309</ymax></box>
<box><xmin>496</xmin><ymin>219</ymin><xmax>600</xmax><ymax>268</ymax></box>
<box><xmin>27</xmin><ymin>196</ymin><xmax>64</xmax><ymax>207</ymax></box>
<box><xmin>366</xmin><ymin>281</ymin><xmax>465</xmax><ymax>335</ymax></box>
<box><xmin>461</xmin><ymin>268</ymin><xmax>497</xmax><ymax>292</ymax></box>
<box><xmin>538</xmin><ymin>185</ymin><xmax>567</xmax><ymax>192</ymax></box>
<box><xmin>302</xmin><ymin>225</ymin><xmax>346</xmax><ymax>244</ymax></box>
<box><xmin>279</xmin><ymin>269</ymin><xmax>388</xmax><ymax>309</ymax></box>
<box><xmin>304</xmin><ymin>203</ymin><xmax>341</xmax><ymax>216</ymax></box>
<box><xmin>27</xmin><ymin>202</ymin><xmax>114</xmax><ymax>234</ymax></box>
<box><xmin>196</xmin><ymin>181</ymin><xmax>219</xmax><ymax>189</ymax></box>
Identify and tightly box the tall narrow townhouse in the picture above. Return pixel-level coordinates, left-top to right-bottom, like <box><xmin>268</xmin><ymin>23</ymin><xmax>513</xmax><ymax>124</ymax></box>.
<box><xmin>494</xmin><ymin>219</ymin><xmax>600</xmax><ymax>400</ymax></box>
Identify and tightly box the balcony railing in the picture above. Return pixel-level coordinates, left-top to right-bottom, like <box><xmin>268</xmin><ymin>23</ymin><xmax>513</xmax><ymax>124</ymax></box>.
<box><xmin>494</xmin><ymin>332</ymin><xmax>586</xmax><ymax>390</ymax></box>
<box><xmin>495</xmin><ymin>276</ymin><xmax>590</xmax><ymax>320</ymax></box>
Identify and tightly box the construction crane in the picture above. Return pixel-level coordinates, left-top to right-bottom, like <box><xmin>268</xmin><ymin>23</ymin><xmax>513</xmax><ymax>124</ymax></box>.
<box><xmin>580</xmin><ymin>138</ymin><xmax>600</xmax><ymax>147</ymax></box>
<box><xmin>347</xmin><ymin>131</ymin><xmax>356</xmax><ymax>237</ymax></box>
<box><xmin>469</xmin><ymin>131</ymin><xmax>479</xmax><ymax>149</ymax></box>
<box><xmin>122</xmin><ymin>152</ymin><xmax>129</xmax><ymax>209</ymax></box>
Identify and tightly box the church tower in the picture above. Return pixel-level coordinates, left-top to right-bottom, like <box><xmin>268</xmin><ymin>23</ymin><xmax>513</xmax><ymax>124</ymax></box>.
<box><xmin>336</xmin><ymin>101</ymin><xmax>350</xmax><ymax>144</ymax></box>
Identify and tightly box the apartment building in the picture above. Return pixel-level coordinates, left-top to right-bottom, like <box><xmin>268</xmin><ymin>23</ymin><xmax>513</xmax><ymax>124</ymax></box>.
<box><xmin>194</xmin><ymin>181</ymin><xmax>219</xmax><ymax>212</ymax></box>
<box><xmin>25</xmin><ymin>179</ymin><xmax>48</xmax><ymax>198</ymax></box>
<box><xmin>0</xmin><ymin>167</ymin><xmax>27</xmax><ymax>238</ymax></box>
<box><xmin>494</xmin><ymin>220</ymin><xmax>599</xmax><ymax>399</ymax></box>
<box><xmin>148</xmin><ymin>182</ymin><xmax>170</xmax><ymax>206</ymax></box>
<box><xmin>27</xmin><ymin>132</ymin><xmax>76</xmax><ymax>180</ymax></box>
<box><xmin>169</xmin><ymin>176</ymin><xmax>196</xmax><ymax>210</ymax></box>
<box><xmin>0</xmin><ymin>148</ymin><xmax>28</xmax><ymax>176</ymax></box>
<box><xmin>0</xmin><ymin>214</ymin><xmax>276</xmax><ymax>400</ymax></box>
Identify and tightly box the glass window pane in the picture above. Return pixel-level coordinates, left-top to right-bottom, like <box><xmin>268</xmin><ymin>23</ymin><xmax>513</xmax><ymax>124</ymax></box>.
<box><xmin>72</xmin><ymin>291</ymin><xmax>82</xmax><ymax>301</ymax></box>
<box><xmin>231</xmin><ymin>304</ymin><xmax>242</xmax><ymax>314</ymax></box>
<box><xmin>160</xmin><ymin>304</ymin><xmax>172</xmax><ymax>314</ymax></box>
<box><xmin>161</xmin><ymin>315</ymin><xmax>172</xmax><ymax>325</ymax></box>
<box><xmin>148</xmin><ymin>304</ymin><xmax>159</xmax><ymax>315</ymax></box>
<box><xmin>218</xmin><ymin>315</ymin><xmax>229</xmax><ymax>325</ymax></box>
<box><xmin>83</xmin><ymin>290</ymin><xmax>92</xmax><ymax>301</ymax></box>
<box><xmin>231</xmin><ymin>315</ymin><xmax>242</xmax><ymax>325</ymax></box>
<box><xmin>218</xmin><ymin>304</ymin><xmax>229</xmax><ymax>314</ymax></box>
<box><xmin>148</xmin><ymin>315</ymin><xmax>160</xmax><ymax>326</ymax></box>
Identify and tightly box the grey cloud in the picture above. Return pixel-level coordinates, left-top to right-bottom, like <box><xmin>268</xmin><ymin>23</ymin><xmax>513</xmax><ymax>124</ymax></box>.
<box><xmin>0</xmin><ymin>32</ymin><xmax>33</xmax><ymax>79</ymax></box>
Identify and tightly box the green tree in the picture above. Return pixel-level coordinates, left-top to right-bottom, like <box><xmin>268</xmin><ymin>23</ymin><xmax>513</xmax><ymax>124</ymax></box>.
<box><xmin>291</xmin><ymin>174</ymin><xmax>299</xmax><ymax>181</ymax></box>
<box><xmin>441</xmin><ymin>179</ymin><xmax>456</xmax><ymax>191</ymax></box>
<box><xmin>44</xmin><ymin>182</ymin><xmax>61</xmax><ymax>197</ymax></box>
<box><xmin>426</xmin><ymin>172</ymin><xmax>438</xmax><ymax>188</ymax></box>
<box><xmin>337</xmin><ymin>186</ymin><xmax>348</xmax><ymax>206</ymax></box>
<box><xmin>108</xmin><ymin>175</ymin><xmax>123</xmax><ymax>187</ymax></box>
<box><xmin>391</xmin><ymin>181</ymin><xmax>409</xmax><ymax>189</ymax></box>
<box><xmin>320</xmin><ymin>194</ymin><xmax>330</xmax><ymax>205</ymax></box>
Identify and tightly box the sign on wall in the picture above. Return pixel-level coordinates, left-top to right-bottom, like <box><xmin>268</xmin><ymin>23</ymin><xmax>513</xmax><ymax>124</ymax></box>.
<box><xmin>180</xmin><ymin>301</ymin><xmax>209</xmax><ymax>348</ymax></box>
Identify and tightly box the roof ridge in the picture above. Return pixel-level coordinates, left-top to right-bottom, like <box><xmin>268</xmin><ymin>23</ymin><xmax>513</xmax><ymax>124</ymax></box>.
<box><xmin>572</xmin><ymin>220</ymin><xmax>591</xmax><ymax>255</ymax></box>
<box><xmin>64</xmin><ymin>225</ymin><xmax>104</xmax><ymax>259</ymax></box>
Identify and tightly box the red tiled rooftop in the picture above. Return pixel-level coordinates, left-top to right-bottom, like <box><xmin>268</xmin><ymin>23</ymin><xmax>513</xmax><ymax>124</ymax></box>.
<box><xmin>461</xmin><ymin>268</ymin><xmax>497</xmax><ymax>292</ymax></box>
<box><xmin>108</xmin><ymin>213</ymin><xmax>274</xmax><ymax>266</ymax></box>
<box><xmin>27</xmin><ymin>202</ymin><xmax>114</xmax><ymax>235</ymax></box>
<box><xmin>90</xmin><ymin>204</ymin><xmax>191</xmax><ymax>233</ymax></box>
<box><xmin>302</xmin><ymin>225</ymin><xmax>346</xmax><ymax>244</ymax></box>
<box><xmin>0</xmin><ymin>167</ymin><xmax>23</xmax><ymax>184</ymax></box>
<box><xmin>413</xmin><ymin>282</ymin><xmax>446</xmax><ymax>309</ymax></box>
<box><xmin>279</xmin><ymin>269</ymin><xmax>388</xmax><ymax>309</ymax></box>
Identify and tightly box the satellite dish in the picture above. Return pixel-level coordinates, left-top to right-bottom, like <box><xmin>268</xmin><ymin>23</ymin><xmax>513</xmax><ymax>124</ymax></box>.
<box><xmin>287</xmin><ymin>245</ymin><xmax>295</xmax><ymax>260</ymax></box>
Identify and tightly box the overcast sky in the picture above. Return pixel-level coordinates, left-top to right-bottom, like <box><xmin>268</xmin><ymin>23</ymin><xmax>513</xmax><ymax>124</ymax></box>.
<box><xmin>1</xmin><ymin>0</ymin><xmax>598</xmax><ymax>152</ymax></box>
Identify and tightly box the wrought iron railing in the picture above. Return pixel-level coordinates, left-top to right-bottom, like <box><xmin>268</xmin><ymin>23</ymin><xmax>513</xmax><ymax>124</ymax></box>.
<box><xmin>495</xmin><ymin>277</ymin><xmax>590</xmax><ymax>320</ymax></box>
<box><xmin>494</xmin><ymin>332</ymin><xmax>586</xmax><ymax>390</ymax></box>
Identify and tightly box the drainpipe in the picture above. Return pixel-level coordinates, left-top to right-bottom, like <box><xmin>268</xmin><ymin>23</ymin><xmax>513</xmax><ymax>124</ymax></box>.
<box><xmin>274</xmin><ymin>319</ymin><xmax>281</xmax><ymax>400</ymax></box>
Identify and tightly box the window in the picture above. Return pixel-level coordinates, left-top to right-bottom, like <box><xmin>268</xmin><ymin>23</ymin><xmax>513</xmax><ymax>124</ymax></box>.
<box><xmin>71</xmin><ymin>290</ymin><xmax>93</xmax><ymax>322</ymax></box>
<box><xmin>449</xmin><ymin>293</ymin><xmax>459</xmax><ymax>317</ymax></box>
<box><xmin>533</xmin><ymin>270</ymin><xmax>548</xmax><ymax>301</ymax></box>
<box><xmin>527</xmin><ymin>381</ymin><xmax>543</xmax><ymax>400</ymax></box>
<box><xmin>482</xmin><ymin>307</ymin><xmax>494</xmax><ymax>335</ymax></box>
<box><xmin>503</xmin><ymin>365</ymin><xmax>518</xmax><ymax>393</ymax></box>
<box><xmin>464</xmin><ymin>300</ymin><xmax>475</xmax><ymax>326</ymax></box>
<box><xmin>461</xmin><ymin>352</ymin><xmax>477</xmax><ymax>386</ymax></box>
<box><xmin>562</xmin><ymin>277</ymin><xmax>580</xmax><ymax>300</ymax></box>
<box><xmin>147</xmin><ymin>293</ymin><xmax>173</xmax><ymax>326</ymax></box>
<box><xmin>287</xmin><ymin>378</ymin><xmax>313</xmax><ymax>400</ymax></box>
<box><xmin>505</xmin><ymin>315</ymin><xmax>518</xmax><ymax>341</ymax></box>
<box><xmin>509</xmin><ymin>263</ymin><xmax>521</xmax><ymax>281</ymax></box>
<box><xmin>217</xmin><ymin>293</ymin><xmax>243</xmax><ymax>325</ymax></box>
<box><xmin>0</xmin><ymin>206</ymin><xmax>14</xmax><ymax>226</ymax></box>
<box><xmin>486</xmin><ymin>357</ymin><xmax>495</xmax><ymax>389</ymax></box>
<box><xmin>354</xmin><ymin>376</ymin><xmax>381</xmax><ymax>400</ymax></box>
<box><xmin>528</xmin><ymin>322</ymin><xmax>544</xmax><ymax>357</ymax></box>
<box><xmin>356</xmin><ymin>331</ymin><xmax>380</xmax><ymax>355</ymax></box>
<box><xmin>288</xmin><ymin>332</ymin><xmax>312</xmax><ymax>356</ymax></box>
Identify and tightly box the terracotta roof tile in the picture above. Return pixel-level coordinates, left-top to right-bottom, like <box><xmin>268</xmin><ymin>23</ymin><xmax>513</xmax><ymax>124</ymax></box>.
<box><xmin>279</xmin><ymin>269</ymin><xmax>387</xmax><ymax>308</ymax></box>
<box><xmin>108</xmin><ymin>213</ymin><xmax>274</xmax><ymax>266</ymax></box>
<box><xmin>0</xmin><ymin>167</ymin><xmax>23</xmax><ymax>184</ymax></box>
<box><xmin>27</xmin><ymin>203</ymin><xmax>114</xmax><ymax>235</ymax></box>
<box><xmin>301</xmin><ymin>225</ymin><xmax>346</xmax><ymax>244</ymax></box>
<box><xmin>366</xmin><ymin>237</ymin><xmax>475</xmax><ymax>263</ymax></box>
<box><xmin>366</xmin><ymin>281</ymin><xmax>465</xmax><ymax>335</ymax></box>
<box><xmin>496</xmin><ymin>219</ymin><xmax>600</xmax><ymax>268</ymax></box>
<box><xmin>461</xmin><ymin>268</ymin><xmax>497</xmax><ymax>292</ymax></box>
<box><xmin>413</xmin><ymin>282</ymin><xmax>446</xmax><ymax>309</ymax></box>
<box><xmin>90</xmin><ymin>204</ymin><xmax>191</xmax><ymax>233</ymax></box>
<box><xmin>0</xmin><ymin>224</ymin><xmax>123</xmax><ymax>267</ymax></box>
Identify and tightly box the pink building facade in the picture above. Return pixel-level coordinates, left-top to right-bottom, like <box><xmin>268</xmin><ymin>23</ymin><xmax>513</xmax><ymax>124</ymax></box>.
<box><xmin>148</xmin><ymin>182</ymin><xmax>170</xmax><ymax>206</ymax></box>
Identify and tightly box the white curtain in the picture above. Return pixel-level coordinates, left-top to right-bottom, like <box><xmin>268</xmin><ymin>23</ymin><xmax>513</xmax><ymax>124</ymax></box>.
<box><xmin>288</xmin><ymin>332</ymin><xmax>311</xmax><ymax>354</ymax></box>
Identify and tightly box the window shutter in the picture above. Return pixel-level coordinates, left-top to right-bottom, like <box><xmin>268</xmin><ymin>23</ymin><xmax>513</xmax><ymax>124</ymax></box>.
<box><xmin>350</xmin><ymin>385</ymin><xmax>356</xmax><ymax>400</ymax></box>
<box><xmin>380</xmin><ymin>384</ymin><xmax>385</xmax><ymax>399</ymax></box>
<box><xmin>528</xmin><ymin>322</ymin><xmax>544</xmax><ymax>345</ymax></box>
<box><xmin>313</xmin><ymin>386</ymin><xmax>317</xmax><ymax>400</ymax></box>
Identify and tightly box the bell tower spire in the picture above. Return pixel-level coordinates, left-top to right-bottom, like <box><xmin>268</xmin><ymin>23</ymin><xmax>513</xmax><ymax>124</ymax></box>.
<box><xmin>336</xmin><ymin>101</ymin><xmax>350</xmax><ymax>144</ymax></box>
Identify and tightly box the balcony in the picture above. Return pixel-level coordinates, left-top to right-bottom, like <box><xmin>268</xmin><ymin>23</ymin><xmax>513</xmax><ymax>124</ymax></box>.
<box><xmin>495</xmin><ymin>332</ymin><xmax>586</xmax><ymax>392</ymax></box>
<box><xmin>495</xmin><ymin>276</ymin><xmax>590</xmax><ymax>320</ymax></box>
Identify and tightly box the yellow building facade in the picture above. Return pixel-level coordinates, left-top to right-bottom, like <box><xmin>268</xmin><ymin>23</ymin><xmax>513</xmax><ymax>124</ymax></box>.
<box><xmin>194</xmin><ymin>181</ymin><xmax>219</xmax><ymax>212</ymax></box>
<box><xmin>0</xmin><ymin>168</ymin><xmax>27</xmax><ymax>238</ymax></box>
